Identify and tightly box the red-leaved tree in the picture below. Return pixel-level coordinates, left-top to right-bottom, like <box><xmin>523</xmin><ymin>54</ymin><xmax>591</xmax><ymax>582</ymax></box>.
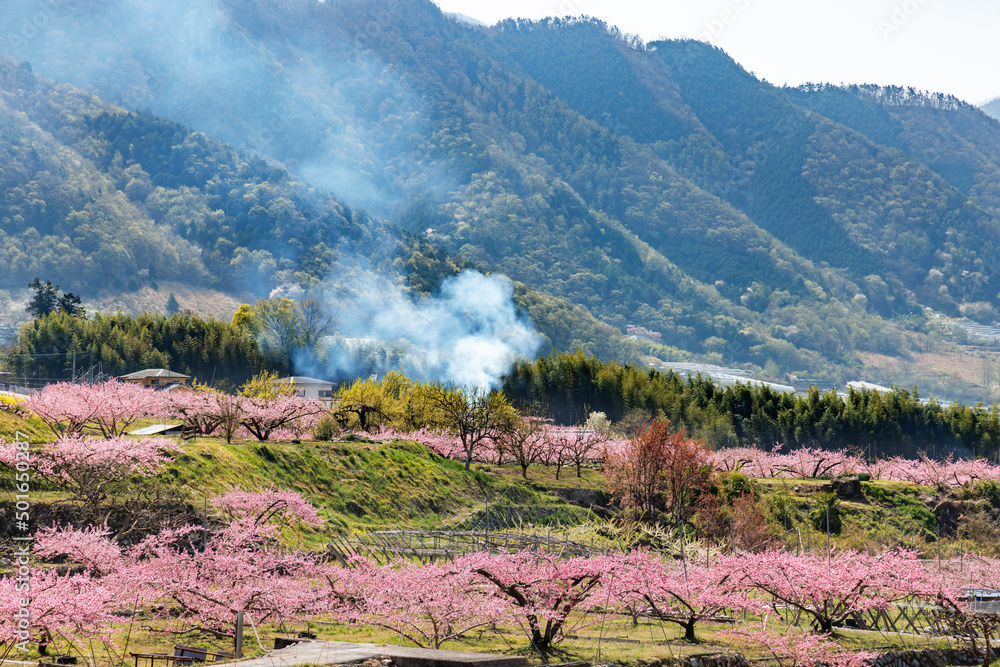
<box><xmin>604</xmin><ymin>420</ymin><xmax>714</xmax><ymax>522</ymax></box>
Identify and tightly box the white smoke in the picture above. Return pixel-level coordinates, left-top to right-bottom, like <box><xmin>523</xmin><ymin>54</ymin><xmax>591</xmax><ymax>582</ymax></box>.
<box><xmin>301</xmin><ymin>269</ymin><xmax>543</xmax><ymax>390</ymax></box>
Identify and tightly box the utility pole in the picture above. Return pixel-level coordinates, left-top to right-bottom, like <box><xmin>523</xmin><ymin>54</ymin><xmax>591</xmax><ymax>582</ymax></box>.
<box><xmin>72</xmin><ymin>338</ymin><xmax>77</xmax><ymax>382</ymax></box>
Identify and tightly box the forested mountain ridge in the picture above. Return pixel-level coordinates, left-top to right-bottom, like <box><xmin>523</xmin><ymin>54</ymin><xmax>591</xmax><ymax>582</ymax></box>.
<box><xmin>0</xmin><ymin>57</ymin><xmax>391</xmax><ymax>294</ymax></box>
<box><xmin>0</xmin><ymin>57</ymin><xmax>645</xmax><ymax>363</ymax></box>
<box><xmin>4</xmin><ymin>0</ymin><xmax>1000</xmax><ymax>384</ymax></box>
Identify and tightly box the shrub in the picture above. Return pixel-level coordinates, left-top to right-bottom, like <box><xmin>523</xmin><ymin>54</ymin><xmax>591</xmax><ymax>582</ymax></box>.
<box><xmin>313</xmin><ymin>416</ymin><xmax>340</xmax><ymax>441</ymax></box>
<box><xmin>976</xmin><ymin>480</ymin><xmax>1000</xmax><ymax>510</ymax></box>
<box><xmin>809</xmin><ymin>492</ymin><xmax>842</xmax><ymax>535</ymax></box>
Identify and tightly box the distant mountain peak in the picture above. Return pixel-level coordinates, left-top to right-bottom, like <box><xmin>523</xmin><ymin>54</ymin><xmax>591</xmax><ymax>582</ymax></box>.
<box><xmin>981</xmin><ymin>97</ymin><xmax>1000</xmax><ymax>121</ymax></box>
<box><xmin>444</xmin><ymin>11</ymin><xmax>486</xmax><ymax>27</ymax></box>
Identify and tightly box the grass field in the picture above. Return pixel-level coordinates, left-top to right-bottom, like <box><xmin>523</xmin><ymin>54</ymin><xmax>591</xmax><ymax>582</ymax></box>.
<box><xmin>5</xmin><ymin>602</ymin><xmax>958</xmax><ymax>666</ymax></box>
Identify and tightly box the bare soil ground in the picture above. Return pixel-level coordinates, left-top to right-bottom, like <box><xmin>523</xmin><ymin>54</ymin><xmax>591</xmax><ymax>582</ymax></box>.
<box><xmin>91</xmin><ymin>281</ymin><xmax>246</xmax><ymax>321</ymax></box>
<box><xmin>0</xmin><ymin>283</ymin><xmax>246</xmax><ymax>331</ymax></box>
<box><xmin>860</xmin><ymin>345</ymin><xmax>1000</xmax><ymax>401</ymax></box>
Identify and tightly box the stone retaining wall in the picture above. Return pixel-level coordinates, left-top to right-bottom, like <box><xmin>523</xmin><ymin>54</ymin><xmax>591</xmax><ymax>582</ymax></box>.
<box><xmin>647</xmin><ymin>647</ymin><xmax>982</xmax><ymax>667</ymax></box>
<box><xmin>870</xmin><ymin>649</ymin><xmax>982</xmax><ymax>667</ymax></box>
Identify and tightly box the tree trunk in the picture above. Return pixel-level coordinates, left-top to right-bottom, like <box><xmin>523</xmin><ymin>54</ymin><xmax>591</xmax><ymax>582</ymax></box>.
<box><xmin>682</xmin><ymin>618</ymin><xmax>697</xmax><ymax>642</ymax></box>
<box><xmin>530</xmin><ymin>629</ymin><xmax>550</xmax><ymax>661</ymax></box>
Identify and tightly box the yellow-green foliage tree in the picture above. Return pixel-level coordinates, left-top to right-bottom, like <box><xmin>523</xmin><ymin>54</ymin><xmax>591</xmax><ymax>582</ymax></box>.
<box><xmin>424</xmin><ymin>385</ymin><xmax>519</xmax><ymax>470</ymax></box>
<box><xmin>239</xmin><ymin>370</ymin><xmax>299</xmax><ymax>400</ymax></box>
<box><xmin>331</xmin><ymin>372</ymin><xmax>410</xmax><ymax>432</ymax></box>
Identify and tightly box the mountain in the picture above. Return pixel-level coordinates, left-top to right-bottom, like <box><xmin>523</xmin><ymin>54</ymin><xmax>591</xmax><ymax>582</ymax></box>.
<box><xmin>982</xmin><ymin>97</ymin><xmax>1000</xmax><ymax>121</ymax></box>
<box><xmin>0</xmin><ymin>58</ymin><xmax>390</xmax><ymax>295</ymax></box>
<box><xmin>3</xmin><ymin>0</ymin><xmax>1000</xmax><ymax>389</ymax></box>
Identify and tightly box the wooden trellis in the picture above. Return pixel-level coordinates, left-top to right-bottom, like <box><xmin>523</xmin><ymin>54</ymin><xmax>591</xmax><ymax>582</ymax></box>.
<box><xmin>327</xmin><ymin>529</ymin><xmax>604</xmax><ymax>565</ymax></box>
<box><xmin>774</xmin><ymin>601</ymin><xmax>978</xmax><ymax>638</ymax></box>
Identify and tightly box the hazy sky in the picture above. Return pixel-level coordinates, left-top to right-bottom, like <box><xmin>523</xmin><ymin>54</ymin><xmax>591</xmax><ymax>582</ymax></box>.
<box><xmin>432</xmin><ymin>0</ymin><xmax>1000</xmax><ymax>105</ymax></box>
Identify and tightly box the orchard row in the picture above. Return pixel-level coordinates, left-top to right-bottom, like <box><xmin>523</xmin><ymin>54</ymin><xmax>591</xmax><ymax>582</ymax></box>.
<box><xmin>2</xmin><ymin>486</ymin><xmax>997</xmax><ymax>666</ymax></box>
<box><xmin>8</xmin><ymin>378</ymin><xmax>1000</xmax><ymax>488</ymax></box>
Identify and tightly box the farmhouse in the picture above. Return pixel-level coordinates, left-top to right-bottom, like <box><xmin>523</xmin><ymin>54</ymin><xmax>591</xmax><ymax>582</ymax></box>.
<box><xmin>120</xmin><ymin>368</ymin><xmax>192</xmax><ymax>390</ymax></box>
<box><xmin>271</xmin><ymin>375</ymin><xmax>336</xmax><ymax>400</ymax></box>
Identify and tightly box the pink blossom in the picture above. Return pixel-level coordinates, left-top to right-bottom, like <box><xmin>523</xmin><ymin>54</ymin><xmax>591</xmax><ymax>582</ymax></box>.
<box><xmin>371</xmin><ymin>426</ymin><xmax>465</xmax><ymax>459</ymax></box>
<box><xmin>727</xmin><ymin>548</ymin><xmax>937</xmax><ymax>634</ymax></box>
<box><xmin>610</xmin><ymin>550</ymin><xmax>758</xmax><ymax>641</ymax></box>
<box><xmin>239</xmin><ymin>395</ymin><xmax>325</xmax><ymax>442</ymax></box>
<box><xmin>25</xmin><ymin>380</ymin><xmax>168</xmax><ymax>438</ymax></box>
<box><xmin>710</xmin><ymin>444</ymin><xmax>1000</xmax><ymax>487</ymax></box>
<box><xmin>0</xmin><ymin>435</ymin><xmax>181</xmax><ymax>507</ymax></box>
<box><xmin>35</xmin><ymin>525</ymin><xmax>124</xmax><ymax>575</ymax></box>
<box><xmin>212</xmin><ymin>485</ymin><xmax>322</xmax><ymax>535</ymax></box>
<box><xmin>332</xmin><ymin>559</ymin><xmax>505</xmax><ymax>649</ymax></box>
<box><xmin>0</xmin><ymin>569</ymin><xmax>127</xmax><ymax>650</ymax></box>
<box><xmin>460</xmin><ymin>551</ymin><xmax>621</xmax><ymax>653</ymax></box>
<box><xmin>724</xmin><ymin>622</ymin><xmax>875</xmax><ymax>667</ymax></box>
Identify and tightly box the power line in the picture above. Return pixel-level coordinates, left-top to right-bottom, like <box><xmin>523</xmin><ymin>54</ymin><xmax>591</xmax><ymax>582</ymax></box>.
<box><xmin>1</xmin><ymin>351</ymin><xmax>76</xmax><ymax>358</ymax></box>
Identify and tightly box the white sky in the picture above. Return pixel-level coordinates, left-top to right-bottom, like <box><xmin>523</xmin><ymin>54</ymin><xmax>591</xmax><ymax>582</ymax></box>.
<box><xmin>432</xmin><ymin>0</ymin><xmax>1000</xmax><ymax>105</ymax></box>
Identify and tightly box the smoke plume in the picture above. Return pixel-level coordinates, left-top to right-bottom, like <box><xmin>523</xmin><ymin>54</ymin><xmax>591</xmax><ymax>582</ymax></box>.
<box><xmin>297</xmin><ymin>269</ymin><xmax>542</xmax><ymax>390</ymax></box>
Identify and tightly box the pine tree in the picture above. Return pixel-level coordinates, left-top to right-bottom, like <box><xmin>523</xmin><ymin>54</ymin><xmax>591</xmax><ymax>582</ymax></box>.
<box><xmin>26</xmin><ymin>278</ymin><xmax>60</xmax><ymax>317</ymax></box>
<box><xmin>58</xmin><ymin>292</ymin><xmax>85</xmax><ymax>316</ymax></box>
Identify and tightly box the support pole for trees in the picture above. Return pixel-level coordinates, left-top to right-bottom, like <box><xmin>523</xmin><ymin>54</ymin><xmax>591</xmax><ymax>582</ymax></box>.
<box><xmin>937</xmin><ymin>522</ymin><xmax>941</xmax><ymax>573</ymax></box>
<box><xmin>678</xmin><ymin>507</ymin><xmax>688</xmax><ymax>582</ymax></box>
<box><xmin>826</xmin><ymin>504</ymin><xmax>831</xmax><ymax>569</ymax></box>
<box><xmin>202</xmin><ymin>498</ymin><xmax>208</xmax><ymax>552</ymax></box>
<box><xmin>235</xmin><ymin>612</ymin><xmax>245</xmax><ymax>657</ymax></box>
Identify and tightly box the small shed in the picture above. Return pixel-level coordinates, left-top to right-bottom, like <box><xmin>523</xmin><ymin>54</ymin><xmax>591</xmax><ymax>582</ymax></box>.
<box><xmin>129</xmin><ymin>423</ymin><xmax>185</xmax><ymax>436</ymax></box>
